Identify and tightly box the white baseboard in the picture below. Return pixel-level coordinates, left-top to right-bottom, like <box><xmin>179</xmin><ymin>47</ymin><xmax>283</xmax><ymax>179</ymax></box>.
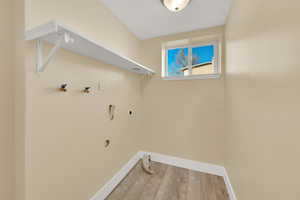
<box><xmin>90</xmin><ymin>151</ymin><xmax>237</xmax><ymax>200</ymax></box>
<box><xmin>142</xmin><ymin>151</ymin><xmax>225</xmax><ymax>176</ymax></box>
<box><xmin>141</xmin><ymin>151</ymin><xmax>237</xmax><ymax>200</ymax></box>
<box><xmin>222</xmin><ymin>168</ymin><xmax>237</xmax><ymax>200</ymax></box>
<box><xmin>89</xmin><ymin>152</ymin><xmax>142</xmax><ymax>200</ymax></box>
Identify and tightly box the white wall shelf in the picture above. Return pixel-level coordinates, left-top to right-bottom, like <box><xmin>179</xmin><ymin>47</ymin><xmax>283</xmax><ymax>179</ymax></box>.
<box><xmin>25</xmin><ymin>21</ymin><xmax>155</xmax><ymax>75</ymax></box>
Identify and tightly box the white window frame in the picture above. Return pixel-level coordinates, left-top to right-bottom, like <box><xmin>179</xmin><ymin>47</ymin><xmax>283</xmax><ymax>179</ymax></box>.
<box><xmin>162</xmin><ymin>39</ymin><xmax>222</xmax><ymax>80</ymax></box>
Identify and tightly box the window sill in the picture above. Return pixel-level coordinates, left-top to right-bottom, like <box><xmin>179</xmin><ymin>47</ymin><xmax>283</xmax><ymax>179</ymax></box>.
<box><xmin>162</xmin><ymin>73</ymin><xmax>221</xmax><ymax>81</ymax></box>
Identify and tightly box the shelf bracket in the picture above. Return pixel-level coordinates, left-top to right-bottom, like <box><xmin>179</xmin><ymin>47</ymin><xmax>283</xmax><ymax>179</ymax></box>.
<box><xmin>36</xmin><ymin>32</ymin><xmax>74</xmax><ymax>72</ymax></box>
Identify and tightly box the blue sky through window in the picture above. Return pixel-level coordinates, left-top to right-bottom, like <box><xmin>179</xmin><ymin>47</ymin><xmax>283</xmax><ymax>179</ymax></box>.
<box><xmin>192</xmin><ymin>45</ymin><xmax>214</xmax><ymax>66</ymax></box>
<box><xmin>167</xmin><ymin>48</ymin><xmax>188</xmax><ymax>76</ymax></box>
<box><xmin>167</xmin><ymin>45</ymin><xmax>214</xmax><ymax>76</ymax></box>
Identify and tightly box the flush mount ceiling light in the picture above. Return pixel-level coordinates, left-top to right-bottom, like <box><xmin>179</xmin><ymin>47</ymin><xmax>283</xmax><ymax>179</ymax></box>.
<box><xmin>161</xmin><ymin>0</ymin><xmax>191</xmax><ymax>12</ymax></box>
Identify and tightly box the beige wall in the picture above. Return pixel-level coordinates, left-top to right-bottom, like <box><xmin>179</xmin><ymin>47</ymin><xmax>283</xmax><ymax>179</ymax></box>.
<box><xmin>225</xmin><ymin>0</ymin><xmax>300</xmax><ymax>199</ymax></box>
<box><xmin>8</xmin><ymin>0</ymin><xmax>300</xmax><ymax>200</ymax></box>
<box><xmin>26</xmin><ymin>0</ymin><xmax>141</xmax><ymax>62</ymax></box>
<box><xmin>25</xmin><ymin>1</ymin><xmax>227</xmax><ymax>199</ymax></box>
<box><xmin>0</xmin><ymin>0</ymin><xmax>14</xmax><ymax>199</ymax></box>
<box><xmin>13</xmin><ymin>0</ymin><xmax>26</xmax><ymax>199</ymax></box>
<box><xmin>0</xmin><ymin>0</ymin><xmax>26</xmax><ymax>200</ymax></box>
<box><xmin>140</xmin><ymin>26</ymin><xmax>226</xmax><ymax>165</ymax></box>
<box><xmin>25</xmin><ymin>1</ymin><xmax>144</xmax><ymax>200</ymax></box>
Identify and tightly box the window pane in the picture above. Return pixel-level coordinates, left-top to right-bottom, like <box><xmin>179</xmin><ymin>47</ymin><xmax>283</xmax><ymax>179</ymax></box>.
<box><xmin>167</xmin><ymin>48</ymin><xmax>188</xmax><ymax>76</ymax></box>
<box><xmin>192</xmin><ymin>45</ymin><xmax>215</xmax><ymax>75</ymax></box>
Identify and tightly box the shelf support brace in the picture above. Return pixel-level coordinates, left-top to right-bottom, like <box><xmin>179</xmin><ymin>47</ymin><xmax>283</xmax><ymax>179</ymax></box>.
<box><xmin>36</xmin><ymin>33</ymin><xmax>74</xmax><ymax>72</ymax></box>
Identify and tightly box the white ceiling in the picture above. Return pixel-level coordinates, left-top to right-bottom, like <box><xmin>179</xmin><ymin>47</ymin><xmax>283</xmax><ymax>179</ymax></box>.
<box><xmin>100</xmin><ymin>0</ymin><xmax>231</xmax><ymax>40</ymax></box>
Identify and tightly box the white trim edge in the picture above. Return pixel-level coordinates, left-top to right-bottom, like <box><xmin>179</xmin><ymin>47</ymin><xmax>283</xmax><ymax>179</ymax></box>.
<box><xmin>141</xmin><ymin>151</ymin><xmax>237</xmax><ymax>200</ymax></box>
<box><xmin>89</xmin><ymin>152</ymin><xmax>143</xmax><ymax>200</ymax></box>
<box><xmin>223</xmin><ymin>168</ymin><xmax>237</xmax><ymax>200</ymax></box>
<box><xmin>162</xmin><ymin>73</ymin><xmax>221</xmax><ymax>80</ymax></box>
<box><xmin>89</xmin><ymin>151</ymin><xmax>237</xmax><ymax>200</ymax></box>
<box><xmin>142</xmin><ymin>151</ymin><xmax>224</xmax><ymax>176</ymax></box>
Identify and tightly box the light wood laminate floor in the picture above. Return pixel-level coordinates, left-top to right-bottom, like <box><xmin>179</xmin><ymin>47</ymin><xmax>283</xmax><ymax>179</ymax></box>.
<box><xmin>106</xmin><ymin>161</ymin><xmax>229</xmax><ymax>200</ymax></box>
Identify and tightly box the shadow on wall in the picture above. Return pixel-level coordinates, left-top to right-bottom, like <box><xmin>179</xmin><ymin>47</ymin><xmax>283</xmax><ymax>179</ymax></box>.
<box><xmin>225</xmin><ymin>0</ymin><xmax>300</xmax><ymax>199</ymax></box>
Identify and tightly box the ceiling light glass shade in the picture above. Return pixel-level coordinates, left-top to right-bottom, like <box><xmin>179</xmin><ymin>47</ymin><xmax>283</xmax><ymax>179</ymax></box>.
<box><xmin>161</xmin><ymin>0</ymin><xmax>191</xmax><ymax>12</ymax></box>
